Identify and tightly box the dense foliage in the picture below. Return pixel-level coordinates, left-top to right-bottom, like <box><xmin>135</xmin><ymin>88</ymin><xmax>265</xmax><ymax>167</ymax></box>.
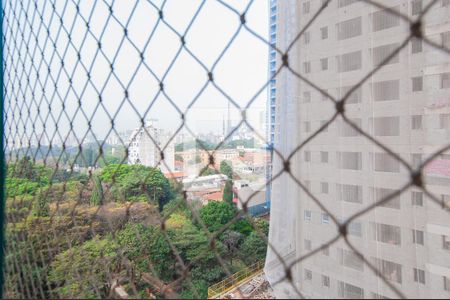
<box><xmin>5</xmin><ymin>157</ymin><xmax>268</xmax><ymax>299</ymax></box>
<box><xmin>220</xmin><ymin>160</ymin><xmax>234</xmax><ymax>203</ymax></box>
<box><xmin>100</xmin><ymin>164</ymin><xmax>173</xmax><ymax>210</ymax></box>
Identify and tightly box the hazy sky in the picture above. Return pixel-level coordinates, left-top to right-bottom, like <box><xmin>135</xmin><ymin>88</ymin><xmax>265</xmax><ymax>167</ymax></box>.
<box><xmin>5</xmin><ymin>0</ymin><xmax>269</xmax><ymax>144</ymax></box>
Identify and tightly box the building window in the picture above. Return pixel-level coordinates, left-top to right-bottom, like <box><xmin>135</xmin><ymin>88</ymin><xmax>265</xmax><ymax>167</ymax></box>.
<box><xmin>372</xmin><ymin>258</ymin><xmax>402</xmax><ymax>283</ymax></box>
<box><xmin>321</xmin><ymin>213</ymin><xmax>330</xmax><ymax>224</ymax></box>
<box><xmin>321</xmin><ymin>26</ymin><xmax>328</xmax><ymax>39</ymax></box>
<box><xmin>443</xmin><ymin>235</ymin><xmax>450</xmax><ymax>250</ymax></box>
<box><xmin>412</xmin><ymin>230</ymin><xmax>424</xmax><ymax>245</ymax></box>
<box><xmin>411</xmin><ymin>191</ymin><xmax>424</xmax><ymax>206</ymax></box>
<box><xmin>411</xmin><ymin>0</ymin><xmax>422</xmax><ymax>15</ymax></box>
<box><xmin>337</xmin><ymin>152</ymin><xmax>362</xmax><ymax>170</ymax></box>
<box><xmin>339</xmin><ymin>118</ymin><xmax>361</xmax><ymax>137</ymax></box>
<box><xmin>411</xmin><ymin>115</ymin><xmax>423</xmax><ymax>130</ymax></box>
<box><xmin>338</xmin><ymin>281</ymin><xmax>364</xmax><ymax>299</ymax></box>
<box><xmin>304</xmin><ymin>151</ymin><xmax>311</xmax><ymax>162</ymax></box>
<box><xmin>411</xmin><ymin>37</ymin><xmax>423</xmax><ymax>53</ymax></box>
<box><xmin>373</xmin><ymin>79</ymin><xmax>400</xmax><ymax>101</ymax></box>
<box><xmin>337</xmin><ymin>50</ymin><xmax>362</xmax><ymax>72</ymax></box>
<box><xmin>411</xmin><ymin>153</ymin><xmax>422</xmax><ymax>169</ymax></box>
<box><xmin>443</xmin><ymin>0</ymin><xmax>450</xmax><ymax>7</ymax></box>
<box><xmin>373</xmin><ymin>152</ymin><xmax>400</xmax><ymax>173</ymax></box>
<box><xmin>440</xmin><ymin>114</ymin><xmax>450</xmax><ymax>129</ymax></box>
<box><xmin>304</xmin><ymin>31</ymin><xmax>310</xmax><ymax>44</ymax></box>
<box><xmin>322</xmin><ymin>275</ymin><xmax>330</xmax><ymax>287</ymax></box>
<box><xmin>340</xmin><ymin>85</ymin><xmax>362</xmax><ymax>104</ymax></box>
<box><xmin>337</xmin><ymin>184</ymin><xmax>363</xmax><ymax>203</ymax></box>
<box><xmin>320</xmin><ymin>120</ymin><xmax>329</xmax><ymax>132</ymax></box>
<box><xmin>321</xmin><ymin>58</ymin><xmax>328</xmax><ymax>70</ymax></box>
<box><xmin>348</xmin><ymin>221</ymin><xmax>363</xmax><ymax>237</ymax></box>
<box><xmin>303</xmin><ymin>91</ymin><xmax>311</xmax><ymax>103</ymax></box>
<box><xmin>372</xmin><ymin>223</ymin><xmax>401</xmax><ymax>246</ymax></box>
<box><xmin>338</xmin><ymin>0</ymin><xmax>359</xmax><ymax>8</ymax></box>
<box><xmin>321</xmin><ymin>151</ymin><xmax>328</xmax><ymax>163</ymax></box>
<box><xmin>305</xmin><ymin>121</ymin><xmax>311</xmax><ymax>132</ymax></box>
<box><xmin>303</xmin><ymin>1</ymin><xmax>310</xmax><ymax>14</ymax></box>
<box><xmin>441</xmin><ymin>73</ymin><xmax>450</xmax><ymax>89</ymax></box>
<box><xmin>372</xmin><ymin>293</ymin><xmax>391</xmax><ymax>299</ymax></box>
<box><xmin>372</xmin><ymin>43</ymin><xmax>400</xmax><ymax>66</ymax></box>
<box><xmin>304</xmin><ymin>210</ymin><xmax>312</xmax><ymax>221</ymax></box>
<box><xmin>442</xmin><ymin>31</ymin><xmax>450</xmax><ymax>48</ymax></box>
<box><xmin>336</xmin><ymin>17</ymin><xmax>362</xmax><ymax>40</ymax></box>
<box><xmin>372</xmin><ymin>6</ymin><xmax>400</xmax><ymax>32</ymax></box>
<box><xmin>304</xmin><ymin>61</ymin><xmax>311</xmax><ymax>73</ymax></box>
<box><xmin>373</xmin><ymin>187</ymin><xmax>401</xmax><ymax>209</ymax></box>
<box><xmin>321</xmin><ymin>182</ymin><xmax>329</xmax><ymax>194</ymax></box>
<box><xmin>305</xmin><ymin>239</ymin><xmax>312</xmax><ymax>251</ymax></box>
<box><xmin>444</xmin><ymin>276</ymin><xmax>450</xmax><ymax>291</ymax></box>
<box><xmin>414</xmin><ymin>268</ymin><xmax>426</xmax><ymax>284</ymax></box>
<box><xmin>305</xmin><ymin>180</ymin><xmax>311</xmax><ymax>191</ymax></box>
<box><xmin>304</xmin><ymin>269</ymin><xmax>312</xmax><ymax>280</ymax></box>
<box><xmin>412</xmin><ymin>76</ymin><xmax>423</xmax><ymax>91</ymax></box>
<box><xmin>338</xmin><ymin>248</ymin><xmax>364</xmax><ymax>271</ymax></box>
<box><xmin>321</xmin><ymin>89</ymin><xmax>329</xmax><ymax>101</ymax></box>
<box><xmin>373</xmin><ymin>116</ymin><xmax>400</xmax><ymax>136</ymax></box>
<box><xmin>442</xmin><ymin>194</ymin><xmax>450</xmax><ymax>210</ymax></box>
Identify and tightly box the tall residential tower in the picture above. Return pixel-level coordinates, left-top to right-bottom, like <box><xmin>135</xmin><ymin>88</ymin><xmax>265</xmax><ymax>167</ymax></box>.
<box><xmin>265</xmin><ymin>0</ymin><xmax>278</xmax><ymax>209</ymax></box>
<box><xmin>266</xmin><ymin>1</ymin><xmax>450</xmax><ymax>298</ymax></box>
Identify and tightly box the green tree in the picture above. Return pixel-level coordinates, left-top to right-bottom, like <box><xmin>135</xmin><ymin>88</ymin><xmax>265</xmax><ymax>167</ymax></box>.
<box><xmin>199</xmin><ymin>201</ymin><xmax>236</xmax><ymax>233</ymax></box>
<box><xmin>98</xmin><ymin>154</ymin><xmax>121</xmax><ymax>167</ymax></box>
<box><xmin>76</xmin><ymin>147</ymin><xmax>96</xmax><ymax>167</ymax></box>
<box><xmin>5</xmin><ymin>177</ymin><xmax>40</xmax><ymax>197</ymax></box>
<box><xmin>199</xmin><ymin>166</ymin><xmax>217</xmax><ymax>177</ymax></box>
<box><xmin>100</xmin><ymin>164</ymin><xmax>173</xmax><ymax>210</ymax></box>
<box><xmin>239</xmin><ymin>232</ymin><xmax>267</xmax><ymax>265</ymax></box>
<box><xmin>49</xmin><ymin>236</ymin><xmax>120</xmax><ymax>299</ymax></box>
<box><xmin>220</xmin><ymin>160</ymin><xmax>234</xmax><ymax>204</ymax></box>
<box><xmin>32</xmin><ymin>193</ymin><xmax>49</xmax><ymax>217</ymax></box>
<box><xmin>222</xmin><ymin>180</ymin><xmax>233</xmax><ymax>203</ymax></box>
<box><xmin>221</xmin><ymin>230</ymin><xmax>243</xmax><ymax>264</ymax></box>
<box><xmin>117</xmin><ymin>223</ymin><xmax>174</xmax><ymax>281</ymax></box>
<box><xmin>13</xmin><ymin>156</ymin><xmax>35</xmax><ymax>179</ymax></box>
<box><xmin>179</xmin><ymin>280</ymin><xmax>208</xmax><ymax>299</ymax></box>
<box><xmin>8</xmin><ymin>157</ymin><xmax>51</xmax><ymax>183</ymax></box>
<box><xmin>255</xmin><ymin>219</ymin><xmax>269</xmax><ymax>236</ymax></box>
<box><xmin>231</xmin><ymin>219</ymin><xmax>253</xmax><ymax>236</ymax></box>
<box><xmin>90</xmin><ymin>175</ymin><xmax>104</xmax><ymax>205</ymax></box>
<box><xmin>167</xmin><ymin>214</ymin><xmax>227</xmax><ymax>294</ymax></box>
<box><xmin>219</xmin><ymin>160</ymin><xmax>233</xmax><ymax>179</ymax></box>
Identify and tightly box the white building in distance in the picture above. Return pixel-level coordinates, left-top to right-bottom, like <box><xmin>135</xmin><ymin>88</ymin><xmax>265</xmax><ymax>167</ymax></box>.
<box><xmin>128</xmin><ymin>120</ymin><xmax>175</xmax><ymax>174</ymax></box>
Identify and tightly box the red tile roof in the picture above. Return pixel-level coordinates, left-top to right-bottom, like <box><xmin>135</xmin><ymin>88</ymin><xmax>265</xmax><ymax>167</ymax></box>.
<box><xmin>205</xmin><ymin>191</ymin><xmax>223</xmax><ymax>201</ymax></box>
<box><xmin>163</xmin><ymin>171</ymin><xmax>185</xmax><ymax>179</ymax></box>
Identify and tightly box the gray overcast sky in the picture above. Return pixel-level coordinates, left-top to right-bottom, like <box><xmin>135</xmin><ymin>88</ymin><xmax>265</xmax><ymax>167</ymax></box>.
<box><xmin>5</xmin><ymin>0</ymin><xmax>268</xmax><ymax>144</ymax></box>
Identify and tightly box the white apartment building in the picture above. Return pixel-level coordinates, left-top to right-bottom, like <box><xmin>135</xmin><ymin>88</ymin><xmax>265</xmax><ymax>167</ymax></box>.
<box><xmin>266</xmin><ymin>0</ymin><xmax>450</xmax><ymax>299</ymax></box>
<box><xmin>127</xmin><ymin>121</ymin><xmax>175</xmax><ymax>174</ymax></box>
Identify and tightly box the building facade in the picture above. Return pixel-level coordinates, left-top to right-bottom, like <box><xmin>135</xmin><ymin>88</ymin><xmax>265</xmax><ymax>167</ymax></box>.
<box><xmin>265</xmin><ymin>0</ymin><xmax>279</xmax><ymax>212</ymax></box>
<box><xmin>127</xmin><ymin>121</ymin><xmax>175</xmax><ymax>174</ymax></box>
<box><xmin>266</xmin><ymin>0</ymin><xmax>450</xmax><ymax>298</ymax></box>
